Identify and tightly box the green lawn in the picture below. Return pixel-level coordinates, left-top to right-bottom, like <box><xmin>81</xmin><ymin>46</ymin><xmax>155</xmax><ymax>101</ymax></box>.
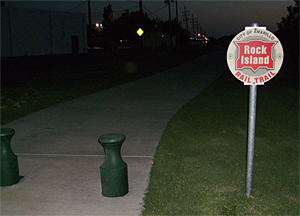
<box><xmin>1</xmin><ymin>46</ymin><xmax>215</xmax><ymax>125</ymax></box>
<box><xmin>142</xmin><ymin>66</ymin><xmax>299</xmax><ymax>215</ymax></box>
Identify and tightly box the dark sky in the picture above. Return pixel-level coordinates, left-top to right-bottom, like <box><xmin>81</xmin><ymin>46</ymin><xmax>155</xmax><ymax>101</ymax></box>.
<box><xmin>5</xmin><ymin>0</ymin><xmax>294</xmax><ymax>38</ymax></box>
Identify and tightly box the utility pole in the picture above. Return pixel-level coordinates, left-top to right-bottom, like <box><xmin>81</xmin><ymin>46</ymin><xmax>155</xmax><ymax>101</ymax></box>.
<box><xmin>192</xmin><ymin>14</ymin><xmax>195</xmax><ymax>45</ymax></box>
<box><xmin>139</xmin><ymin>0</ymin><xmax>143</xmax><ymax>25</ymax></box>
<box><xmin>198</xmin><ymin>23</ymin><xmax>205</xmax><ymax>35</ymax></box>
<box><xmin>87</xmin><ymin>0</ymin><xmax>93</xmax><ymax>51</ymax></box>
<box><xmin>182</xmin><ymin>5</ymin><xmax>189</xmax><ymax>33</ymax></box>
<box><xmin>165</xmin><ymin>0</ymin><xmax>173</xmax><ymax>47</ymax></box>
<box><xmin>175</xmin><ymin>0</ymin><xmax>178</xmax><ymax>22</ymax></box>
<box><xmin>165</xmin><ymin>0</ymin><xmax>172</xmax><ymax>21</ymax></box>
<box><xmin>196</xmin><ymin>21</ymin><xmax>199</xmax><ymax>39</ymax></box>
<box><xmin>175</xmin><ymin>0</ymin><xmax>178</xmax><ymax>46</ymax></box>
<box><xmin>139</xmin><ymin>0</ymin><xmax>143</xmax><ymax>26</ymax></box>
<box><xmin>139</xmin><ymin>0</ymin><xmax>143</xmax><ymax>48</ymax></box>
<box><xmin>139</xmin><ymin>0</ymin><xmax>142</xmax><ymax>17</ymax></box>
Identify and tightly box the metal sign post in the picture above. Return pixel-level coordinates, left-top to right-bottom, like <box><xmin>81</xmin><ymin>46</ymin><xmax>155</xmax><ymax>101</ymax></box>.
<box><xmin>246</xmin><ymin>23</ymin><xmax>258</xmax><ymax>198</ymax></box>
<box><xmin>227</xmin><ymin>23</ymin><xmax>284</xmax><ymax>197</ymax></box>
<box><xmin>246</xmin><ymin>84</ymin><xmax>257</xmax><ymax>197</ymax></box>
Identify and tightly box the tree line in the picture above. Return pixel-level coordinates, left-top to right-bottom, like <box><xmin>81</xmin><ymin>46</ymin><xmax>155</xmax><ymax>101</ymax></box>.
<box><xmin>91</xmin><ymin>4</ymin><xmax>190</xmax><ymax>48</ymax></box>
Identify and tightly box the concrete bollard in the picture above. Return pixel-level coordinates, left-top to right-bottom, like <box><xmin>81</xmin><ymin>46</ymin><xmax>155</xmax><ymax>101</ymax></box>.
<box><xmin>98</xmin><ymin>133</ymin><xmax>128</xmax><ymax>197</ymax></box>
<box><xmin>1</xmin><ymin>128</ymin><xmax>20</xmax><ymax>186</ymax></box>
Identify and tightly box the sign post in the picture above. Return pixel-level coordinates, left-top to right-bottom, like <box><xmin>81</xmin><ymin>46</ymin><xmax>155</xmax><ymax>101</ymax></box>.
<box><xmin>226</xmin><ymin>23</ymin><xmax>284</xmax><ymax>197</ymax></box>
<box><xmin>246</xmin><ymin>83</ymin><xmax>257</xmax><ymax>197</ymax></box>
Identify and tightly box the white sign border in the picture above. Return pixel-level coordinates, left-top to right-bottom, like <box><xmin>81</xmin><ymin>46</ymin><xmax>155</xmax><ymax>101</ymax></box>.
<box><xmin>227</xmin><ymin>26</ymin><xmax>284</xmax><ymax>85</ymax></box>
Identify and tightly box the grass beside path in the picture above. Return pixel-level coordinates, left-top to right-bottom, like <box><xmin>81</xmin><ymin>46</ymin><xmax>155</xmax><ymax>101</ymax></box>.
<box><xmin>142</xmin><ymin>68</ymin><xmax>299</xmax><ymax>215</ymax></box>
<box><xmin>1</xmin><ymin>46</ymin><xmax>215</xmax><ymax>125</ymax></box>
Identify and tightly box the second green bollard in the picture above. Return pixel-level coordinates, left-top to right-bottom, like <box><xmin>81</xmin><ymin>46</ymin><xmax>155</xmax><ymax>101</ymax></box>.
<box><xmin>1</xmin><ymin>128</ymin><xmax>20</xmax><ymax>186</ymax></box>
<box><xmin>98</xmin><ymin>133</ymin><xmax>128</xmax><ymax>197</ymax></box>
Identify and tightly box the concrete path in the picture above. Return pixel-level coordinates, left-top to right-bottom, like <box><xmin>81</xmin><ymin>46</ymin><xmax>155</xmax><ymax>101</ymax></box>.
<box><xmin>1</xmin><ymin>48</ymin><xmax>226</xmax><ymax>215</ymax></box>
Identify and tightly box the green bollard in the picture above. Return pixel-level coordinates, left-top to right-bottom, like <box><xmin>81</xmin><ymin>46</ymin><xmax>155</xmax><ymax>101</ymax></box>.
<box><xmin>98</xmin><ymin>133</ymin><xmax>128</xmax><ymax>197</ymax></box>
<box><xmin>1</xmin><ymin>128</ymin><xmax>20</xmax><ymax>186</ymax></box>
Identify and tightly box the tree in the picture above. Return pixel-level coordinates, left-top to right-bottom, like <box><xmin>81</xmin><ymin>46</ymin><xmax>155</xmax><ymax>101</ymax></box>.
<box><xmin>101</xmin><ymin>4</ymin><xmax>113</xmax><ymax>37</ymax></box>
<box><xmin>103</xmin><ymin>4</ymin><xmax>113</xmax><ymax>27</ymax></box>
<box><xmin>108</xmin><ymin>11</ymin><xmax>157</xmax><ymax>46</ymax></box>
<box><xmin>275</xmin><ymin>0</ymin><xmax>299</xmax><ymax>51</ymax></box>
<box><xmin>99</xmin><ymin>5</ymin><xmax>190</xmax><ymax>47</ymax></box>
<box><xmin>275</xmin><ymin>0</ymin><xmax>299</xmax><ymax>80</ymax></box>
<box><xmin>277</xmin><ymin>0</ymin><xmax>299</xmax><ymax>34</ymax></box>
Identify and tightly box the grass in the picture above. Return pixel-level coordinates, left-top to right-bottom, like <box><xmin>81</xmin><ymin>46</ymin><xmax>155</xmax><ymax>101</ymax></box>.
<box><xmin>1</xmin><ymin>44</ymin><xmax>298</xmax><ymax>214</ymax></box>
<box><xmin>142</xmin><ymin>59</ymin><xmax>299</xmax><ymax>215</ymax></box>
<box><xmin>1</xmin><ymin>46</ymin><xmax>216</xmax><ymax>125</ymax></box>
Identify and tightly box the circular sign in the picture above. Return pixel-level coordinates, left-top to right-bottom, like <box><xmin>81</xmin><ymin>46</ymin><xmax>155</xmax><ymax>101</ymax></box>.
<box><xmin>227</xmin><ymin>27</ymin><xmax>284</xmax><ymax>85</ymax></box>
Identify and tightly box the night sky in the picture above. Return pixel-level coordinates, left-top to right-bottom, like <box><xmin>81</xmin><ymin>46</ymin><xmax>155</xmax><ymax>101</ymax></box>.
<box><xmin>5</xmin><ymin>0</ymin><xmax>294</xmax><ymax>38</ymax></box>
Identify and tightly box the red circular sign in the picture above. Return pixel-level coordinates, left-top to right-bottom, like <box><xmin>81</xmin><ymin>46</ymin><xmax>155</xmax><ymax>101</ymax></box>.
<box><xmin>227</xmin><ymin>27</ymin><xmax>284</xmax><ymax>85</ymax></box>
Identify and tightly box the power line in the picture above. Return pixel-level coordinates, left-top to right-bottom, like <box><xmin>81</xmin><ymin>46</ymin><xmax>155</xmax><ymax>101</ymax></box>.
<box><xmin>125</xmin><ymin>0</ymin><xmax>139</xmax><ymax>5</ymax></box>
<box><xmin>114</xmin><ymin>6</ymin><xmax>139</xmax><ymax>14</ymax></box>
<box><xmin>181</xmin><ymin>5</ymin><xmax>190</xmax><ymax>32</ymax></box>
<box><xmin>91</xmin><ymin>14</ymin><xmax>102</xmax><ymax>18</ymax></box>
<box><xmin>142</xmin><ymin>5</ymin><xmax>167</xmax><ymax>21</ymax></box>
<box><xmin>90</xmin><ymin>6</ymin><xmax>139</xmax><ymax>20</ymax></box>
<box><xmin>124</xmin><ymin>0</ymin><xmax>167</xmax><ymax>21</ymax></box>
<box><xmin>87</xmin><ymin>1</ymin><xmax>166</xmax><ymax>22</ymax></box>
<box><xmin>67</xmin><ymin>1</ymin><xmax>86</xmax><ymax>12</ymax></box>
<box><xmin>77</xmin><ymin>1</ymin><xmax>86</xmax><ymax>13</ymax></box>
<box><xmin>146</xmin><ymin>4</ymin><xmax>167</xmax><ymax>15</ymax></box>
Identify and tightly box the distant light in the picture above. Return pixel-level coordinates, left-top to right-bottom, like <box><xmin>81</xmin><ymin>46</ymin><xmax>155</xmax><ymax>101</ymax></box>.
<box><xmin>96</xmin><ymin>23</ymin><xmax>99</xmax><ymax>28</ymax></box>
<box><xmin>137</xmin><ymin>28</ymin><xmax>144</xmax><ymax>36</ymax></box>
<box><xmin>198</xmin><ymin>33</ymin><xmax>201</xmax><ymax>37</ymax></box>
